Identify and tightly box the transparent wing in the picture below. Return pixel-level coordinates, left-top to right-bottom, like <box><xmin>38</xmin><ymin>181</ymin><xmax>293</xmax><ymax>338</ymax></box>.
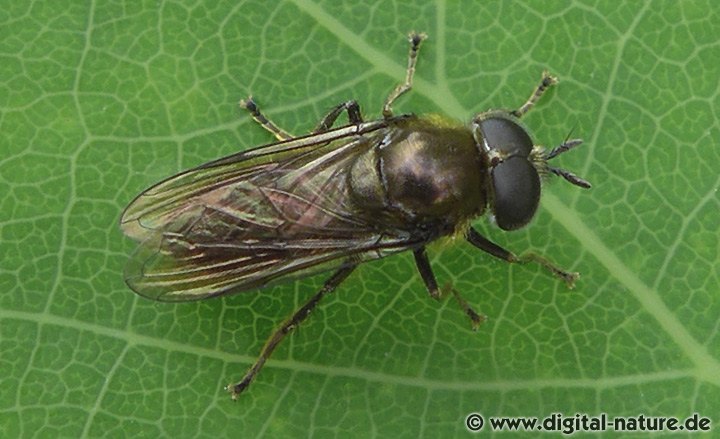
<box><xmin>120</xmin><ymin>125</ymin><xmax>418</xmax><ymax>301</ymax></box>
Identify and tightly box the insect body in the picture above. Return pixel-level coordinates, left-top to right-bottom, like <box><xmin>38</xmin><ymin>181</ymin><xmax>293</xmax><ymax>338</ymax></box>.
<box><xmin>121</xmin><ymin>32</ymin><xmax>590</xmax><ymax>399</ymax></box>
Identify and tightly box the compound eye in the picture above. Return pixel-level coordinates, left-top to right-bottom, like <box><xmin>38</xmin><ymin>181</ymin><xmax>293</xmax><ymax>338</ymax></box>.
<box><xmin>492</xmin><ymin>156</ymin><xmax>541</xmax><ymax>230</ymax></box>
<box><xmin>479</xmin><ymin>117</ymin><xmax>534</xmax><ymax>157</ymax></box>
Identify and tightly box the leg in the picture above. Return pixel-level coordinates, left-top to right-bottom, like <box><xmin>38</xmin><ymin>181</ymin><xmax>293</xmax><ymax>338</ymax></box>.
<box><xmin>382</xmin><ymin>32</ymin><xmax>427</xmax><ymax>118</ymax></box>
<box><xmin>313</xmin><ymin>100</ymin><xmax>364</xmax><ymax>133</ymax></box>
<box><xmin>240</xmin><ymin>97</ymin><xmax>294</xmax><ymax>141</ymax></box>
<box><xmin>448</xmin><ymin>286</ymin><xmax>486</xmax><ymax>331</ymax></box>
<box><xmin>413</xmin><ymin>247</ymin><xmax>441</xmax><ymax>299</ymax></box>
<box><xmin>243</xmin><ymin>96</ymin><xmax>364</xmax><ymax>139</ymax></box>
<box><xmin>413</xmin><ymin>247</ymin><xmax>484</xmax><ymax>329</ymax></box>
<box><xmin>227</xmin><ymin>264</ymin><xmax>356</xmax><ymax>400</ymax></box>
<box><xmin>511</xmin><ymin>71</ymin><xmax>558</xmax><ymax>118</ymax></box>
<box><xmin>466</xmin><ymin>227</ymin><xmax>579</xmax><ymax>287</ymax></box>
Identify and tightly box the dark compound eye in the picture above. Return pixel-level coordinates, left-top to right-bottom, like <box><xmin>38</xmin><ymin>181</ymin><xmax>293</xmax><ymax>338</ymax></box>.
<box><xmin>491</xmin><ymin>156</ymin><xmax>541</xmax><ymax>231</ymax></box>
<box><xmin>478</xmin><ymin>116</ymin><xmax>534</xmax><ymax>157</ymax></box>
<box><xmin>475</xmin><ymin>114</ymin><xmax>541</xmax><ymax>230</ymax></box>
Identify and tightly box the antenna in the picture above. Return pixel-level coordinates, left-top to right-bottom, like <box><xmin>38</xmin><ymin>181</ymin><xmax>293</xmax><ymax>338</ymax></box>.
<box><xmin>545</xmin><ymin>139</ymin><xmax>591</xmax><ymax>189</ymax></box>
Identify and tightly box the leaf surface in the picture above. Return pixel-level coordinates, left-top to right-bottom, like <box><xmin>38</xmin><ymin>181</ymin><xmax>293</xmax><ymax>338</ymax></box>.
<box><xmin>1</xmin><ymin>1</ymin><xmax>718</xmax><ymax>437</ymax></box>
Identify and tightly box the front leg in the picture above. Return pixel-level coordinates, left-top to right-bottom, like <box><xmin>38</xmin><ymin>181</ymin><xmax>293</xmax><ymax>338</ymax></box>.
<box><xmin>466</xmin><ymin>227</ymin><xmax>578</xmax><ymax>287</ymax></box>
<box><xmin>510</xmin><ymin>71</ymin><xmax>557</xmax><ymax>118</ymax></box>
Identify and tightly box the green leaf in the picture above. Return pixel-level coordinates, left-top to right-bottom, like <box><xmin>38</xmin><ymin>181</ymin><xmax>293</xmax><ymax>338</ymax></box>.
<box><xmin>2</xmin><ymin>0</ymin><xmax>718</xmax><ymax>437</ymax></box>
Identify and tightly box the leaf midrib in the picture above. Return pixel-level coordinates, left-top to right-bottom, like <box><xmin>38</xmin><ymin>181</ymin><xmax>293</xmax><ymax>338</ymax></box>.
<box><xmin>3</xmin><ymin>308</ymin><xmax>705</xmax><ymax>390</ymax></box>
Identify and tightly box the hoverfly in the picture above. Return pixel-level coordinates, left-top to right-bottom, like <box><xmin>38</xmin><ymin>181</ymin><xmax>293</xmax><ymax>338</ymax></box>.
<box><xmin>120</xmin><ymin>32</ymin><xmax>591</xmax><ymax>399</ymax></box>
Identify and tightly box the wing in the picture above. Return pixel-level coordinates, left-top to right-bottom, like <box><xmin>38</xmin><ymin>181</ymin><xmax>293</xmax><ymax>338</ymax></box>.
<box><xmin>120</xmin><ymin>121</ymin><xmax>420</xmax><ymax>301</ymax></box>
<box><xmin>121</xmin><ymin>121</ymin><xmax>386</xmax><ymax>242</ymax></box>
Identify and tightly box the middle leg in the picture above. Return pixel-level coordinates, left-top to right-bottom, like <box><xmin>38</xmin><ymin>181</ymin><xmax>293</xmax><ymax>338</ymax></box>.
<box><xmin>382</xmin><ymin>32</ymin><xmax>427</xmax><ymax>118</ymax></box>
<box><xmin>413</xmin><ymin>247</ymin><xmax>484</xmax><ymax>329</ymax></box>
